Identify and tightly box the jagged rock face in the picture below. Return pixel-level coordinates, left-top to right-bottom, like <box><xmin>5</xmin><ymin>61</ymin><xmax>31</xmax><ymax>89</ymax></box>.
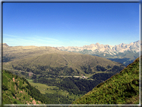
<box><xmin>57</xmin><ymin>40</ymin><xmax>140</xmax><ymax>55</ymax></box>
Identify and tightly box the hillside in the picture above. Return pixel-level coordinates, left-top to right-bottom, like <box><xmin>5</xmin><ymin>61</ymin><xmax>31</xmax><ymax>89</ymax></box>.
<box><xmin>2</xmin><ymin>44</ymin><xmax>62</xmax><ymax>62</ymax></box>
<box><xmin>3</xmin><ymin>44</ymin><xmax>125</xmax><ymax>77</ymax></box>
<box><xmin>2</xmin><ymin>70</ymin><xmax>53</xmax><ymax>104</ymax></box>
<box><xmin>73</xmin><ymin>56</ymin><xmax>140</xmax><ymax>104</ymax></box>
<box><xmin>3</xmin><ymin>52</ymin><xmax>125</xmax><ymax>77</ymax></box>
<box><xmin>3</xmin><ymin>44</ymin><xmax>127</xmax><ymax>104</ymax></box>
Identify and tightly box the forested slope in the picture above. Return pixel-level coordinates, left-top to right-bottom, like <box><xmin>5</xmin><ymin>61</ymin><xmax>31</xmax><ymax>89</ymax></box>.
<box><xmin>73</xmin><ymin>56</ymin><xmax>140</xmax><ymax>104</ymax></box>
<box><xmin>2</xmin><ymin>70</ymin><xmax>54</xmax><ymax>104</ymax></box>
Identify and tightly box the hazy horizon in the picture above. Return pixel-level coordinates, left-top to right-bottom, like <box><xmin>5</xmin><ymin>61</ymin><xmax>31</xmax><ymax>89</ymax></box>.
<box><xmin>3</xmin><ymin>3</ymin><xmax>139</xmax><ymax>47</ymax></box>
<box><xmin>3</xmin><ymin>40</ymin><xmax>140</xmax><ymax>48</ymax></box>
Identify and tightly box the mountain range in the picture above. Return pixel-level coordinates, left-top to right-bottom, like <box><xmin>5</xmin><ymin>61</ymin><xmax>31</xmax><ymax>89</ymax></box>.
<box><xmin>2</xmin><ymin>43</ymin><xmax>140</xmax><ymax>104</ymax></box>
<box><xmin>57</xmin><ymin>40</ymin><xmax>141</xmax><ymax>66</ymax></box>
<box><xmin>57</xmin><ymin>40</ymin><xmax>140</xmax><ymax>55</ymax></box>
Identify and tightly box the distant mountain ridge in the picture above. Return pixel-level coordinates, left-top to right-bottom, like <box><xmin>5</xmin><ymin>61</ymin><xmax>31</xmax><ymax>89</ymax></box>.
<box><xmin>57</xmin><ymin>40</ymin><xmax>140</xmax><ymax>55</ymax></box>
<box><xmin>2</xmin><ymin>40</ymin><xmax>140</xmax><ymax>66</ymax></box>
<box><xmin>3</xmin><ymin>40</ymin><xmax>140</xmax><ymax>55</ymax></box>
<box><xmin>57</xmin><ymin>40</ymin><xmax>141</xmax><ymax>66</ymax></box>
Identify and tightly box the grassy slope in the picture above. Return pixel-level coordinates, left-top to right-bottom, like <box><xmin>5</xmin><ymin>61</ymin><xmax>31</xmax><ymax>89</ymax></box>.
<box><xmin>2</xmin><ymin>70</ymin><xmax>51</xmax><ymax>104</ymax></box>
<box><xmin>27</xmin><ymin>79</ymin><xmax>61</xmax><ymax>94</ymax></box>
<box><xmin>3</xmin><ymin>51</ymin><xmax>125</xmax><ymax>77</ymax></box>
<box><xmin>27</xmin><ymin>79</ymin><xmax>81</xmax><ymax>103</ymax></box>
<box><xmin>3</xmin><ymin>44</ymin><xmax>64</xmax><ymax>62</ymax></box>
<box><xmin>73</xmin><ymin>56</ymin><xmax>140</xmax><ymax>104</ymax></box>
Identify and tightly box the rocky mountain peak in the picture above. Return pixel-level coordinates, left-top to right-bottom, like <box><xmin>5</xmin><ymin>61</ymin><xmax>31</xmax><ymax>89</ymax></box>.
<box><xmin>57</xmin><ymin>40</ymin><xmax>140</xmax><ymax>55</ymax></box>
<box><xmin>95</xmin><ymin>43</ymin><xmax>100</xmax><ymax>45</ymax></box>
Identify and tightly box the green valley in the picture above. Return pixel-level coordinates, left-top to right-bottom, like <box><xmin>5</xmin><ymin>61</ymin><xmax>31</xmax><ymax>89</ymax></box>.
<box><xmin>2</xmin><ymin>44</ymin><xmax>131</xmax><ymax>104</ymax></box>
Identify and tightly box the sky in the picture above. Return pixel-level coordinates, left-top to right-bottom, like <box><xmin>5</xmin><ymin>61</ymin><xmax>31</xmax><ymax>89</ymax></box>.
<box><xmin>3</xmin><ymin>2</ymin><xmax>139</xmax><ymax>47</ymax></box>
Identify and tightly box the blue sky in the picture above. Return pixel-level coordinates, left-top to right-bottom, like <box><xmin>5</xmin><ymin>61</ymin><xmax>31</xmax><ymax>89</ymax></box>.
<box><xmin>3</xmin><ymin>3</ymin><xmax>139</xmax><ymax>47</ymax></box>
